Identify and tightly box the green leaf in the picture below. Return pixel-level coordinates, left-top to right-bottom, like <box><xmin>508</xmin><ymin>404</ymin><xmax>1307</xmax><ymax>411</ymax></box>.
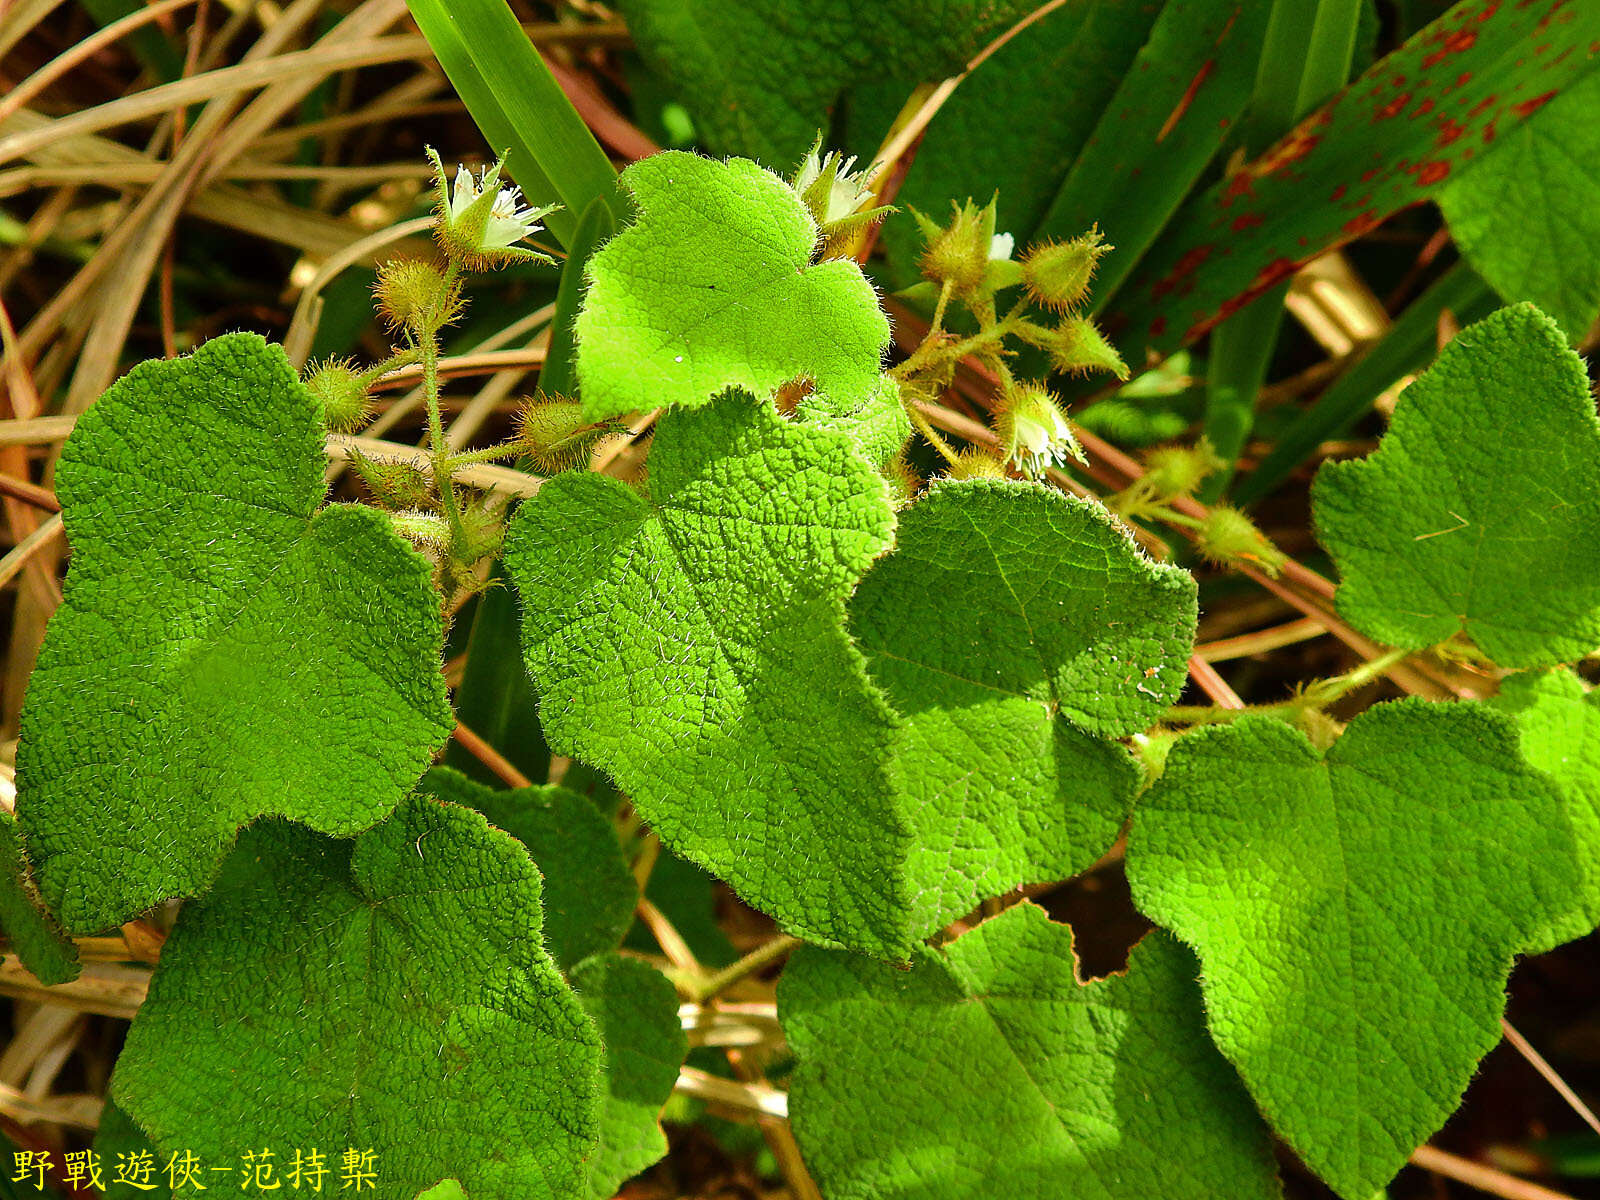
<box><xmin>1437</xmin><ymin>71</ymin><xmax>1600</xmax><ymax>341</ymax></box>
<box><xmin>95</xmin><ymin>1099</ymin><xmax>170</xmax><ymax>1200</ymax></box>
<box><xmin>780</xmin><ymin>901</ymin><xmax>1283</xmax><ymax>1200</ymax></box>
<box><xmin>849</xmin><ymin>480</ymin><xmax>1195</xmax><ymax>934</ymax></box>
<box><xmin>1491</xmin><ymin>669</ymin><xmax>1600</xmax><ymax>947</ymax></box>
<box><xmin>1126</xmin><ymin>699</ymin><xmax>1579</xmax><ymax>1199</ymax></box>
<box><xmin>571</xmin><ymin>953</ymin><xmax>688</xmax><ymax>1199</ymax></box>
<box><xmin>16</xmin><ymin>333</ymin><xmax>452</xmax><ymax>934</ymax></box>
<box><xmin>405</xmin><ymin>0</ymin><xmax>620</xmax><ymax>249</ymax></box>
<box><xmin>504</xmin><ymin>390</ymin><xmax>910</xmax><ymax>956</ymax></box>
<box><xmin>0</xmin><ymin>808</ymin><xmax>76</xmax><ymax>985</ymax></box>
<box><xmin>112</xmin><ymin>794</ymin><xmax>603</xmax><ymax>1200</ymax></box>
<box><xmin>417</xmin><ymin>1184</ymin><xmax>468</xmax><ymax>1200</ymax></box>
<box><xmin>617</xmin><ymin>0</ymin><xmax>1033</xmax><ymax>164</ymax></box>
<box><xmin>575</xmin><ymin>152</ymin><xmax>890</xmax><ymax>425</ymax></box>
<box><xmin>1110</xmin><ymin>1</ymin><xmax>1600</xmax><ymax>359</ymax></box>
<box><xmin>799</xmin><ymin>373</ymin><xmax>910</xmax><ymax>469</ymax></box>
<box><xmin>419</xmin><ymin>766</ymin><xmax>637</xmax><ymax>970</ymax></box>
<box><xmin>1312</xmin><ymin>304</ymin><xmax>1600</xmax><ymax>667</ymax></box>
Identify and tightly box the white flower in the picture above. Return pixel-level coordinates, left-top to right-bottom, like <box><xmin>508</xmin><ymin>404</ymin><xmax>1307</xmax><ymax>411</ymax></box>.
<box><xmin>1000</xmin><ymin>387</ymin><xmax>1083</xmax><ymax>477</ymax></box>
<box><xmin>989</xmin><ymin>232</ymin><xmax>1015</xmax><ymax>262</ymax></box>
<box><xmin>792</xmin><ymin>141</ymin><xmax>883</xmax><ymax>229</ymax></box>
<box><xmin>427</xmin><ymin>147</ymin><xmax>559</xmax><ymax>270</ymax></box>
<box><xmin>445</xmin><ymin>161</ymin><xmax>547</xmax><ymax>250</ymax></box>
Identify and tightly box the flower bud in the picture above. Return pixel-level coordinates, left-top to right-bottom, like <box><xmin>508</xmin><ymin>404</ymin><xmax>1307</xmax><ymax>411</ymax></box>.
<box><xmin>1021</xmin><ymin>228</ymin><xmax>1110</xmax><ymax>313</ymax></box>
<box><xmin>374</xmin><ymin>258</ymin><xmax>462</xmax><ymax>334</ymax></box>
<box><xmin>389</xmin><ymin>509</ymin><xmax>451</xmax><ymax>552</ymax></box>
<box><xmin>428</xmin><ymin>147</ymin><xmax>560</xmax><ymax>272</ymax></box>
<box><xmin>1196</xmin><ymin>506</ymin><xmax>1287</xmax><ymax>577</ymax></box>
<box><xmin>995</xmin><ymin>384</ymin><xmax>1083</xmax><ymax>478</ymax></box>
<box><xmin>304</xmin><ymin>358</ymin><xmax>370</xmax><ymax>433</ymax></box>
<box><xmin>453</xmin><ymin>496</ymin><xmax>506</xmax><ymax>565</ymax></box>
<box><xmin>916</xmin><ymin>197</ymin><xmax>1009</xmax><ymax>297</ymax></box>
<box><xmin>947</xmin><ymin>448</ymin><xmax>1007</xmax><ymax>480</ymax></box>
<box><xmin>1046</xmin><ymin>317</ymin><xmax>1129</xmax><ymax>380</ymax></box>
<box><xmin>1141</xmin><ymin>440</ymin><xmax>1224</xmax><ymax>503</ymax></box>
<box><xmin>349</xmin><ymin>449</ymin><xmax>435</xmax><ymax>510</ymax></box>
<box><xmin>515</xmin><ymin>395</ymin><xmax>618</xmax><ymax>474</ymax></box>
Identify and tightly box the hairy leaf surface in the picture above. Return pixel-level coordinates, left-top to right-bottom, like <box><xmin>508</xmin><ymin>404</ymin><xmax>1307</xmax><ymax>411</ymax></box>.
<box><xmin>420</xmin><ymin>768</ymin><xmax>637</xmax><ymax>969</ymax></box>
<box><xmin>113</xmin><ymin>795</ymin><xmax>602</xmax><ymax>1200</ymax></box>
<box><xmin>16</xmin><ymin>333</ymin><xmax>452</xmax><ymax>932</ymax></box>
<box><xmin>572</xmin><ymin>954</ymin><xmax>687</xmax><ymax>1199</ymax></box>
<box><xmin>1313</xmin><ymin>304</ymin><xmax>1600</xmax><ymax>667</ymax></box>
<box><xmin>781</xmin><ymin>902</ymin><xmax>1283</xmax><ymax>1199</ymax></box>
<box><xmin>0</xmin><ymin>809</ymin><xmax>75</xmax><ymax>985</ymax></box>
<box><xmin>576</xmin><ymin>152</ymin><xmax>889</xmax><ymax>427</ymax></box>
<box><xmin>1126</xmin><ymin>700</ymin><xmax>1579</xmax><ymax>1198</ymax></box>
<box><xmin>850</xmin><ymin>480</ymin><xmax>1195</xmax><ymax>934</ymax></box>
<box><xmin>504</xmin><ymin>391</ymin><xmax>910</xmax><ymax>956</ymax></box>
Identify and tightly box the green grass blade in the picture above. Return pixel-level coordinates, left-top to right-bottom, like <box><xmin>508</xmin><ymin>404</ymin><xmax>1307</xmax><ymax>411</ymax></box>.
<box><xmin>539</xmin><ymin>195</ymin><xmax>617</xmax><ymax>399</ymax></box>
<box><xmin>1200</xmin><ymin>0</ymin><xmax>1362</xmax><ymax>499</ymax></box>
<box><xmin>406</xmin><ymin>0</ymin><xmax>621</xmax><ymax>249</ymax></box>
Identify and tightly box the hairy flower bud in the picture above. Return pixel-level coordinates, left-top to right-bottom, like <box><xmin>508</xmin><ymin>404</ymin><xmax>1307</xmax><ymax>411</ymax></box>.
<box><xmin>1021</xmin><ymin>228</ymin><xmax>1110</xmax><ymax>314</ymax></box>
<box><xmin>1044</xmin><ymin>317</ymin><xmax>1129</xmax><ymax>380</ymax></box>
<box><xmin>348</xmin><ymin>449</ymin><xmax>435</xmax><ymax>511</ymax></box>
<box><xmin>374</xmin><ymin>258</ymin><xmax>462</xmax><ymax>335</ymax></box>
<box><xmin>1141</xmin><ymin>440</ymin><xmax>1224</xmax><ymax>503</ymax></box>
<box><xmin>304</xmin><ymin>358</ymin><xmax>370</xmax><ymax>433</ymax></box>
<box><xmin>389</xmin><ymin>508</ymin><xmax>451</xmax><ymax>552</ymax></box>
<box><xmin>947</xmin><ymin>448</ymin><xmax>1007</xmax><ymax>480</ymax></box>
<box><xmin>1196</xmin><ymin>505</ymin><xmax>1288</xmax><ymax>577</ymax></box>
<box><xmin>915</xmin><ymin>198</ymin><xmax>1011</xmax><ymax>297</ymax></box>
<box><xmin>515</xmin><ymin>395</ymin><xmax>619</xmax><ymax>474</ymax></box>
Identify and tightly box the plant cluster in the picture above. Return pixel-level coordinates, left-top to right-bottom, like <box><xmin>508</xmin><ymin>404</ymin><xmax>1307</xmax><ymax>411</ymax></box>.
<box><xmin>5</xmin><ymin>1</ymin><xmax>1600</xmax><ymax>1199</ymax></box>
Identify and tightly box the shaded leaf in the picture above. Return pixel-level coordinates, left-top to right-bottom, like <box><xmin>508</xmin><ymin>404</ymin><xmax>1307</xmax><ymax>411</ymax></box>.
<box><xmin>781</xmin><ymin>902</ymin><xmax>1283</xmax><ymax>1200</ymax></box>
<box><xmin>0</xmin><ymin>809</ymin><xmax>75</xmax><ymax>985</ymax></box>
<box><xmin>113</xmin><ymin>795</ymin><xmax>602</xmax><ymax>1200</ymax></box>
<box><xmin>1438</xmin><ymin>71</ymin><xmax>1600</xmax><ymax>340</ymax></box>
<box><xmin>420</xmin><ymin>767</ymin><xmax>637</xmax><ymax>970</ymax></box>
<box><xmin>572</xmin><ymin>953</ymin><xmax>688</xmax><ymax>1199</ymax></box>
<box><xmin>1111</xmin><ymin>0</ymin><xmax>1600</xmax><ymax>358</ymax></box>
<box><xmin>617</xmin><ymin>0</ymin><xmax>1033</xmax><ymax>164</ymax></box>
